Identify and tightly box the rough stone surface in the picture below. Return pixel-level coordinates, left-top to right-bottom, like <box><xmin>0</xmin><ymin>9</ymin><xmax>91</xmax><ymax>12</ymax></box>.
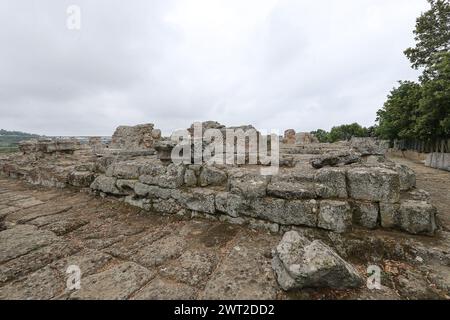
<box><xmin>311</xmin><ymin>151</ymin><xmax>360</xmax><ymax>169</ymax></box>
<box><xmin>350</xmin><ymin>137</ymin><xmax>389</xmax><ymax>156</ymax></box>
<box><xmin>69</xmin><ymin>262</ymin><xmax>154</xmax><ymax>300</ymax></box>
<box><xmin>111</xmin><ymin>123</ymin><xmax>158</xmax><ymax>150</ymax></box>
<box><xmin>317</xmin><ymin>200</ymin><xmax>352</xmax><ymax>233</ymax></box>
<box><xmin>199</xmin><ymin>166</ymin><xmax>227</xmax><ymax>187</ymax></box>
<box><xmin>347</xmin><ymin>167</ymin><xmax>400</xmax><ymax>203</ymax></box>
<box><xmin>267</xmin><ymin>181</ymin><xmax>316</xmax><ymax>200</ymax></box>
<box><xmin>314</xmin><ymin>167</ymin><xmax>347</xmax><ymax>198</ymax></box>
<box><xmin>397</xmin><ymin>200</ymin><xmax>437</xmax><ymax>235</ymax></box>
<box><xmin>272</xmin><ymin>231</ymin><xmax>363</xmax><ymax>290</ymax></box>
<box><xmin>0</xmin><ymin>173</ymin><xmax>449</xmax><ymax>300</ymax></box>
<box><xmin>394</xmin><ymin>164</ymin><xmax>416</xmax><ymax>191</ymax></box>
<box><xmin>351</xmin><ymin>201</ymin><xmax>379</xmax><ymax>229</ymax></box>
<box><xmin>90</xmin><ymin>176</ymin><xmax>122</xmax><ymax>195</ymax></box>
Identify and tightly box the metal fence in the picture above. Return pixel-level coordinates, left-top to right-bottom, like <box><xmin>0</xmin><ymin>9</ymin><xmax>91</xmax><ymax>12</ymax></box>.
<box><xmin>393</xmin><ymin>138</ymin><xmax>450</xmax><ymax>154</ymax></box>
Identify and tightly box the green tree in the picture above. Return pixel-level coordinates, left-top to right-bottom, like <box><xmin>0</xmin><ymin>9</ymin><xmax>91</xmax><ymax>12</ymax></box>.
<box><xmin>376</xmin><ymin>81</ymin><xmax>422</xmax><ymax>140</ymax></box>
<box><xmin>404</xmin><ymin>0</ymin><xmax>450</xmax><ymax>79</ymax></box>
<box><xmin>328</xmin><ymin>123</ymin><xmax>370</xmax><ymax>142</ymax></box>
<box><xmin>310</xmin><ymin>129</ymin><xmax>330</xmax><ymax>143</ymax></box>
<box><xmin>415</xmin><ymin>52</ymin><xmax>450</xmax><ymax>139</ymax></box>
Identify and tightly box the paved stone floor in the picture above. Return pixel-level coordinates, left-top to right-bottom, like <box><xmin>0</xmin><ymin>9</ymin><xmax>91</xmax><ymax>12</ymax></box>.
<box><xmin>1</xmin><ymin>156</ymin><xmax>449</xmax><ymax>300</ymax></box>
<box><xmin>0</xmin><ymin>177</ymin><xmax>285</xmax><ymax>300</ymax></box>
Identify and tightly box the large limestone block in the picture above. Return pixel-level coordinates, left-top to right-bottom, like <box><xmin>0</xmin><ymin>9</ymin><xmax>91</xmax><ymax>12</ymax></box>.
<box><xmin>90</xmin><ymin>175</ymin><xmax>122</xmax><ymax>195</ymax></box>
<box><xmin>228</xmin><ymin>172</ymin><xmax>269</xmax><ymax>199</ymax></box>
<box><xmin>199</xmin><ymin>166</ymin><xmax>227</xmax><ymax>187</ymax></box>
<box><xmin>67</xmin><ymin>171</ymin><xmax>95</xmax><ymax>188</ymax></box>
<box><xmin>351</xmin><ymin>201</ymin><xmax>379</xmax><ymax>229</ymax></box>
<box><xmin>214</xmin><ymin>192</ymin><xmax>249</xmax><ymax>218</ymax></box>
<box><xmin>310</xmin><ymin>151</ymin><xmax>360</xmax><ymax>169</ymax></box>
<box><xmin>134</xmin><ymin>182</ymin><xmax>172</xmax><ymax>199</ymax></box>
<box><xmin>267</xmin><ymin>181</ymin><xmax>316</xmax><ymax>200</ymax></box>
<box><xmin>249</xmin><ymin>198</ymin><xmax>318</xmax><ymax>227</ymax></box>
<box><xmin>379</xmin><ymin>202</ymin><xmax>400</xmax><ymax>228</ymax></box>
<box><xmin>139</xmin><ymin>164</ymin><xmax>185</xmax><ymax>189</ymax></box>
<box><xmin>317</xmin><ymin>200</ymin><xmax>352</xmax><ymax>233</ymax></box>
<box><xmin>347</xmin><ymin>167</ymin><xmax>400</xmax><ymax>203</ymax></box>
<box><xmin>173</xmin><ymin>188</ymin><xmax>216</xmax><ymax>214</ymax></box>
<box><xmin>397</xmin><ymin>200</ymin><xmax>437</xmax><ymax>236</ymax></box>
<box><xmin>394</xmin><ymin>164</ymin><xmax>416</xmax><ymax>191</ymax></box>
<box><xmin>111</xmin><ymin>123</ymin><xmax>157</xmax><ymax>150</ymax></box>
<box><xmin>314</xmin><ymin>167</ymin><xmax>347</xmax><ymax>198</ymax></box>
<box><xmin>105</xmin><ymin>161</ymin><xmax>142</xmax><ymax>179</ymax></box>
<box><xmin>272</xmin><ymin>231</ymin><xmax>363</xmax><ymax>290</ymax></box>
<box><xmin>350</xmin><ymin>137</ymin><xmax>389</xmax><ymax>156</ymax></box>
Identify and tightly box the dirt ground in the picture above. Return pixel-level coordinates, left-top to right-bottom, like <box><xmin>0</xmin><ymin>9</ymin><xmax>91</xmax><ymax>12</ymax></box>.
<box><xmin>388</xmin><ymin>155</ymin><xmax>450</xmax><ymax>230</ymax></box>
<box><xmin>0</xmin><ymin>156</ymin><xmax>449</xmax><ymax>300</ymax></box>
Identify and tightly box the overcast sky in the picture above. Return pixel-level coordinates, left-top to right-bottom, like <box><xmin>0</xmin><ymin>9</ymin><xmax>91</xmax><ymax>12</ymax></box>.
<box><xmin>0</xmin><ymin>0</ymin><xmax>429</xmax><ymax>136</ymax></box>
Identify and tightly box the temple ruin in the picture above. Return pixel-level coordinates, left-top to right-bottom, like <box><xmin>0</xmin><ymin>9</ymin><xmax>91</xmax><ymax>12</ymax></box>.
<box><xmin>0</xmin><ymin>122</ymin><xmax>437</xmax><ymax>237</ymax></box>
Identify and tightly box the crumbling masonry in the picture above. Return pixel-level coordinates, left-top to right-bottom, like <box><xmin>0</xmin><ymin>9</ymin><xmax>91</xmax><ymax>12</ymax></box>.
<box><xmin>0</xmin><ymin>122</ymin><xmax>438</xmax><ymax>237</ymax></box>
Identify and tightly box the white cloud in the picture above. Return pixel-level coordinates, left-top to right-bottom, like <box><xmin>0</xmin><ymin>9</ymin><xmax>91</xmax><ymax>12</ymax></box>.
<box><xmin>0</xmin><ymin>0</ymin><xmax>429</xmax><ymax>136</ymax></box>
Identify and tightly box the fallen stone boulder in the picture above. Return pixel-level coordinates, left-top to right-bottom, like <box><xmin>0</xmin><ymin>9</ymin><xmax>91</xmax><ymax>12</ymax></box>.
<box><xmin>310</xmin><ymin>151</ymin><xmax>360</xmax><ymax>169</ymax></box>
<box><xmin>90</xmin><ymin>175</ymin><xmax>123</xmax><ymax>195</ymax></box>
<box><xmin>111</xmin><ymin>123</ymin><xmax>159</xmax><ymax>150</ymax></box>
<box><xmin>267</xmin><ymin>181</ymin><xmax>316</xmax><ymax>200</ymax></box>
<box><xmin>67</xmin><ymin>171</ymin><xmax>95</xmax><ymax>188</ymax></box>
<box><xmin>272</xmin><ymin>231</ymin><xmax>363</xmax><ymax>290</ymax></box>
<box><xmin>350</xmin><ymin>137</ymin><xmax>389</xmax><ymax>156</ymax></box>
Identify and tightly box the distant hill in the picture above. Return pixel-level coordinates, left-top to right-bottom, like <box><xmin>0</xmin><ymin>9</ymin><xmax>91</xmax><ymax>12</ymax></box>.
<box><xmin>0</xmin><ymin>129</ymin><xmax>41</xmax><ymax>153</ymax></box>
<box><xmin>0</xmin><ymin>129</ymin><xmax>40</xmax><ymax>137</ymax></box>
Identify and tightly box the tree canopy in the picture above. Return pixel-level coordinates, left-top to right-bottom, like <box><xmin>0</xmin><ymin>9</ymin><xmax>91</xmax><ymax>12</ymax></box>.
<box><xmin>311</xmin><ymin>123</ymin><xmax>373</xmax><ymax>143</ymax></box>
<box><xmin>376</xmin><ymin>0</ymin><xmax>450</xmax><ymax>142</ymax></box>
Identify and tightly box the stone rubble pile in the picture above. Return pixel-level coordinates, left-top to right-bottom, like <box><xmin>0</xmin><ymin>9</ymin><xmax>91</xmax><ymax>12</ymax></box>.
<box><xmin>0</xmin><ymin>122</ymin><xmax>439</xmax><ymax>236</ymax></box>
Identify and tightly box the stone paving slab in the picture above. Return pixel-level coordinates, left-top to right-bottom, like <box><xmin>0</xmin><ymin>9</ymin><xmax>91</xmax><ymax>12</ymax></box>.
<box><xmin>1</xmin><ymin>175</ymin><xmax>450</xmax><ymax>300</ymax></box>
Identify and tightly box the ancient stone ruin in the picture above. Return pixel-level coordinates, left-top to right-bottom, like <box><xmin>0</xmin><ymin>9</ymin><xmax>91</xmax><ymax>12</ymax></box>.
<box><xmin>0</xmin><ymin>122</ymin><xmax>437</xmax><ymax>237</ymax></box>
<box><xmin>0</xmin><ymin>121</ymin><xmax>443</xmax><ymax>295</ymax></box>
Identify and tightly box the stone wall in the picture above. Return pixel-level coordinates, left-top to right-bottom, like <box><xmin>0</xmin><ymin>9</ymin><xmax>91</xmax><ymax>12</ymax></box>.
<box><xmin>0</xmin><ymin>123</ymin><xmax>439</xmax><ymax>237</ymax></box>
<box><xmin>89</xmin><ymin>156</ymin><xmax>437</xmax><ymax>236</ymax></box>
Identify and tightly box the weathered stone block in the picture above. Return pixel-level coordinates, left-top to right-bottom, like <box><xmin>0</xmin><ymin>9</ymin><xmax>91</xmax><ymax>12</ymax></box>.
<box><xmin>267</xmin><ymin>181</ymin><xmax>316</xmax><ymax>200</ymax></box>
<box><xmin>311</xmin><ymin>151</ymin><xmax>360</xmax><ymax>169</ymax></box>
<box><xmin>152</xmin><ymin>198</ymin><xmax>181</xmax><ymax>214</ymax></box>
<box><xmin>199</xmin><ymin>166</ymin><xmax>227</xmax><ymax>187</ymax></box>
<box><xmin>347</xmin><ymin>167</ymin><xmax>400</xmax><ymax>203</ymax></box>
<box><xmin>90</xmin><ymin>176</ymin><xmax>122</xmax><ymax>195</ymax></box>
<box><xmin>111</xmin><ymin>123</ymin><xmax>157</xmax><ymax>150</ymax></box>
<box><xmin>228</xmin><ymin>172</ymin><xmax>269</xmax><ymax>199</ymax></box>
<box><xmin>67</xmin><ymin>171</ymin><xmax>95</xmax><ymax>188</ymax></box>
<box><xmin>272</xmin><ymin>231</ymin><xmax>363</xmax><ymax>290</ymax></box>
<box><xmin>249</xmin><ymin>198</ymin><xmax>318</xmax><ymax>227</ymax></box>
<box><xmin>106</xmin><ymin>162</ymin><xmax>141</xmax><ymax>179</ymax></box>
<box><xmin>351</xmin><ymin>201</ymin><xmax>379</xmax><ymax>229</ymax></box>
<box><xmin>380</xmin><ymin>202</ymin><xmax>400</xmax><ymax>228</ymax></box>
<box><xmin>318</xmin><ymin>200</ymin><xmax>352</xmax><ymax>233</ymax></box>
<box><xmin>394</xmin><ymin>164</ymin><xmax>416</xmax><ymax>191</ymax></box>
<box><xmin>184</xmin><ymin>169</ymin><xmax>197</xmax><ymax>187</ymax></box>
<box><xmin>139</xmin><ymin>164</ymin><xmax>185</xmax><ymax>189</ymax></box>
<box><xmin>215</xmin><ymin>192</ymin><xmax>249</xmax><ymax>218</ymax></box>
<box><xmin>397</xmin><ymin>200</ymin><xmax>437</xmax><ymax>235</ymax></box>
<box><xmin>314</xmin><ymin>167</ymin><xmax>347</xmax><ymax>198</ymax></box>
<box><xmin>173</xmin><ymin>189</ymin><xmax>216</xmax><ymax>214</ymax></box>
<box><xmin>116</xmin><ymin>179</ymin><xmax>137</xmax><ymax>194</ymax></box>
